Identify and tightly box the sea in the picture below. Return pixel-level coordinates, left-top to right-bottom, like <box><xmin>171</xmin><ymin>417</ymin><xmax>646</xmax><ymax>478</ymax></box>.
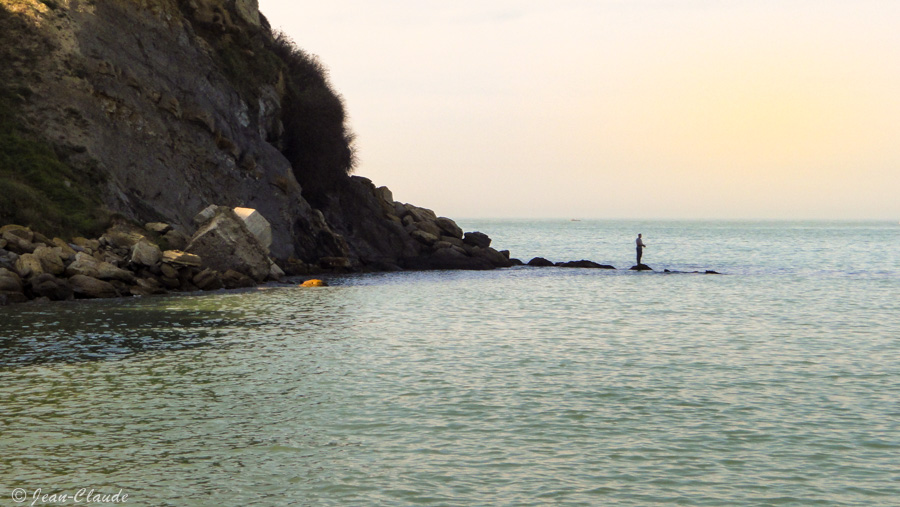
<box><xmin>1</xmin><ymin>220</ymin><xmax>898</xmax><ymax>506</ymax></box>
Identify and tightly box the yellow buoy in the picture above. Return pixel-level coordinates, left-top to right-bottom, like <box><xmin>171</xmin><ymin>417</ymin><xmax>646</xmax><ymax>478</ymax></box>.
<box><xmin>300</xmin><ymin>279</ymin><xmax>327</xmax><ymax>287</ymax></box>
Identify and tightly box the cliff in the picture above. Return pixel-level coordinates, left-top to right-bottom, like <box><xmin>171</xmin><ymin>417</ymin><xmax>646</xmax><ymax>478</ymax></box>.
<box><xmin>0</xmin><ymin>0</ymin><xmax>512</xmax><ymax>273</ymax></box>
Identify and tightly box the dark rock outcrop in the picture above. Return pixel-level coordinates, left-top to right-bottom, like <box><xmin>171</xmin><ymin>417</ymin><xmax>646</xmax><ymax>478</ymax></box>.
<box><xmin>556</xmin><ymin>260</ymin><xmax>616</xmax><ymax>269</ymax></box>
<box><xmin>630</xmin><ymin>264</ymin><xmax>653</xmax><ymax>271</ymax></box>
<box><xmin>527</xmin><ymin>257</ymin><xmax>555</xmax><ymax>267</ymax></box>
<box><xmin>463</xmin><ymin>232</ymin><xmax>492</xmax><ymax>249</ymax></box>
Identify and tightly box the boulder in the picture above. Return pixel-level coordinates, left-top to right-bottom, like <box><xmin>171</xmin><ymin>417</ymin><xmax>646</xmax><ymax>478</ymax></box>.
<box><xmin>414</xmin><ymin>220</ymin><xmax>444</xmax><ymax>238</ymax></box>
<box><xmin>1</xmin><ymin>227</ymin><xmax>38</xmax><ymax>254</ymax></box>
<box><xmin>375</xmin><ymin>186</ymin><xmax>393</xmax><ymax>205</ymax></box>
<box><xmin>0</xmin><ymin>249</ymin><xmax>18</xmax><ymax>271</ymax></box>
<box><xmin>162</xmin><ymin>229</ymin><xmax>190</xmax><ymax>251</ymax></box>
<box><xmin>28</xmin><ymin>273</ymin><xmax>73</xmax><ymax>301</ymax></box>
<box><xmin>374</xmin><ymin>186</ymin><xmax>395</xmax><ymax>215</ymax></box>
<box><xmin>100</xmin><ymin>223</ymin><xmax>147</xmax><ymax>250</ymax></box>
<box><xmin>629</xmin><ymin>264</ymin><xmax>653</xmax><ymax>271</ymax></box>
<box><xmin>527</xmin><ymin>257</ymin><xmax>555</xmax><ymax>267</ymax></box>
<box><xmin>429</xmin><ymin>247</ymin><xmax>494</xmax><ymax>270</ymax></box>
<box><xmin>32</xmin><ymin>246</ymin><xmax>66</xmax><ymax>276</ymax></box>
<box><xmin>410</xmin><ymin>230</ymin><xmax>439</xmax><ymax>246</ymax></box>
<box><xmin>193</xmin><ymin>268</ymin><xmax>224</xmax><ymax>291</ymax></box>
<box><xmin>222</xmin><ymin>269</ymin><xmax>255</xmax><ymax>288</ymax></box>
<box><xmin>473</xmin><ymin>246</ymin><xmax>513</xmax><ymax>268</ymax></box>
<box><xmin>162</xmin><ymin>250</ymin><xmax>202</xmax><ymax>267</ymax></box>
<box><xmin>556</xmin><ymin>260</ymin><xmax>616</xmax><ymax>269</ymax></box>
<box><xmin>160</xmin><ymin>263</ymin><xmax>179</xmax><ymax>279</ymax></box>
<box><xmin>69</xmin><ymin>275</ymin><xmax>119</xmax><ymax>299</ymax></box>
<box><xmin>66</xmin><ymin>252</ymin><xmax>136</xmax><ymax>283</ymax></box>
<box><xmin>405</xmin><ymin>204</ymin><xmax>438</xmax><ymax>223</ymax></box>
<box><xmin>130</xmin><ymin>278</ymin><xmax>167</xmax><ymax>296</ymax></box>
<box><xmin>434</xmin><ymin>217</ymin><xmax>464</xmax><ymax>239</ymax></box>
<box><xmin>32</xmin><ymin>231</ymin><xmax>54</xmax><ymax>247</ymax></box>
<box><xmin>186</xmin><ymin>207</ymin><xmax>272</xmax><ymax>281</ymax></box>
<box><xmin>14</xmin><ymin>254</ymin><xmax>44</xmax><ymax>279</ymax></box>
<box><xmin>440</xmin><ymin>235</ymin><xmax>466</xmax><ymax>248</ymax></box>
<box><xmin>71</xmin><ymin>237</ymin><xmax>100</xmax><ymax>253</ymax></box>
<box><xmin>463</xmin><ymin>231</ymin><xmax>491</xmax><ymax>249</ymax></box>
<box><xmin>145</xmin><ymin>222</ymin><xmax>172</xmax><ymax>234</ymax></box>
<box><xmin>51</xmin><ymin>239</ymin><xmax>77</xmax><ymax>261</ymax></box>
<box><xmin>0</xmin><ymin>268</ymin><xmax>23</xmax><ymax>293</ymax></box>
<box><xmin>0</xmin><ymin>224</ymin><xmax>33</xmax><ymax>242</ymax></box>
<box><xmin>233</xmin><ymin>207</ymin><xmax>273</xmax><ymax>253</ymax></box>
<box><xmin>161</xmin><ymin>276</ymin><xmax>181</xmax><ymax>289</ymax></box>
<box><xmin>269</xmin><ymin>262</ymin><xmax>285</xmax><ymax>280</ymax></box>
<box><xmin>131</xmin><ymin>239</ymin><xmax>162</xmax><ymax>267</ymax></box>
<box><xmin>234</xmin><ymin>0</ymin><xmax>261</xmax><ymax>26</ymax></box>
<box><xmin>193</xmin><ymin>204</ymin><xmax>220</xmax><ymax>226</ymax></box>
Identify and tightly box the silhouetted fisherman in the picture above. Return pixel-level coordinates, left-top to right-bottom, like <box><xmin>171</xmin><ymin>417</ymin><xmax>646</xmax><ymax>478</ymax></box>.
<box><xmin>636</xmin><ymin>233</ymin><xmax>647</xmax><ymax>265</ymax></box>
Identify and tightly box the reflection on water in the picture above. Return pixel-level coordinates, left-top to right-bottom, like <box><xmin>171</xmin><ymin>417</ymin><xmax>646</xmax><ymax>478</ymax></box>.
<box><xmin>1</xmin><ymin>293</ymin><xmax>245</xmax><ymax>367</ymax></box>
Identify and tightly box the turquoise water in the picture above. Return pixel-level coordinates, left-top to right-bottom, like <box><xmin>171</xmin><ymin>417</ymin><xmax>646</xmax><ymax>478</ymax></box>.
<box><xmin>1</xmin><ymin>220</ymin><xmax>899</xmax><ymax>506</ymax></box>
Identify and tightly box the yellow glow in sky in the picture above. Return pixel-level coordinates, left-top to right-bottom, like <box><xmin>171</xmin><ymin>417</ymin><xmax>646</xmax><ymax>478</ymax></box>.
<box><xmin>258</xmin><ymin>0</ymin><xmax>900</xmax><ymax>219</ymax></box>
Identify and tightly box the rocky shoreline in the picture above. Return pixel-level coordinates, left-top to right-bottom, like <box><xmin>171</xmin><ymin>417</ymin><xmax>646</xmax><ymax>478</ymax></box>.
<box><xmin>0</xmin><ymin>202</ymin><xmax>518</xmax><ymax>306</ymax></box>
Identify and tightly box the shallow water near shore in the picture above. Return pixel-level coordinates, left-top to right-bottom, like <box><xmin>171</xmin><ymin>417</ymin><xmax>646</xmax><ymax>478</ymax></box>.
<box><xmin>2</xmin><ymin>220</ymin><xmax>899</xmax><ymax>506</ymax></box>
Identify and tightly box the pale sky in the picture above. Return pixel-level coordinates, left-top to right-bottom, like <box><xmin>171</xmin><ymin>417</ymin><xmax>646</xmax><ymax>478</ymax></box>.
<box><xmin>258</xmin><ymin>0</ymin><xmax>900</xmax><ymax>220</ymax></box>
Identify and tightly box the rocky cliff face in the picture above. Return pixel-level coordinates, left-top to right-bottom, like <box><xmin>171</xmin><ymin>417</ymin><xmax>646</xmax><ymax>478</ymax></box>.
<box><xmin>0</xmin><ymin>0</ymin><xmax>511</xmax><ymax>272</ymax></box>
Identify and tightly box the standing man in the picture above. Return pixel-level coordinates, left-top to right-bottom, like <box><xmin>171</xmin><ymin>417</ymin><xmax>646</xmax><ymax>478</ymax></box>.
<box><xmin>636</xmin><ymin>233</ymin><xmax>647</xmax><ymax>265</ymax></box>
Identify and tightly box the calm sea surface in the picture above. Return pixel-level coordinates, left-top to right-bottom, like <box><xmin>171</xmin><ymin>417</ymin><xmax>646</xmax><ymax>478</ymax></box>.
<box><xmin>1</xmin><ymin>220</ymin><xmax>899</xmax><ymax>506</ymax></box>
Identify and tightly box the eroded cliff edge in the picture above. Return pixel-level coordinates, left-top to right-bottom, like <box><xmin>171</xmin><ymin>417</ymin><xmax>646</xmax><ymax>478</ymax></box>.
<box><xmin>0</xmin><ymin>0</ymin><xmax>512</xmax><ymax>273</ymax></box>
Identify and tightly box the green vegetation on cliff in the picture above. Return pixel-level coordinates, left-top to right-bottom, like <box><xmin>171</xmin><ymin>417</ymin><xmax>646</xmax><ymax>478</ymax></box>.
<box><xmin>0</xmin><ymin>4</ymin><xmax>106</xmax><ymax>238</ymax></box>
<box><xmin>0</xmin><ymin>87</ymin><xmax>107</xmax><ymax>238</ymax></box>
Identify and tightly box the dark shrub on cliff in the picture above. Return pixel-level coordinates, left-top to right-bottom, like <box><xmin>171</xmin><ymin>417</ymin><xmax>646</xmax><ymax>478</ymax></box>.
<box><xmin>269</xmin><ymin>31</ymin><xmax>356</xmax><ymax>204</ymax></box>
<box><xmin>183</xmin><ymin>4</ymin><xmax>357</xmax><ymax>207</ymax></box>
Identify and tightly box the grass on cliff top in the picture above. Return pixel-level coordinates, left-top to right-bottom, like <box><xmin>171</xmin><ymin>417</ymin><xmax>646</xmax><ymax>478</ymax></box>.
<box><xmin>0</xmin><ymin>88</ymin><xmax>108</xmax><ymax>239</ymax></box>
